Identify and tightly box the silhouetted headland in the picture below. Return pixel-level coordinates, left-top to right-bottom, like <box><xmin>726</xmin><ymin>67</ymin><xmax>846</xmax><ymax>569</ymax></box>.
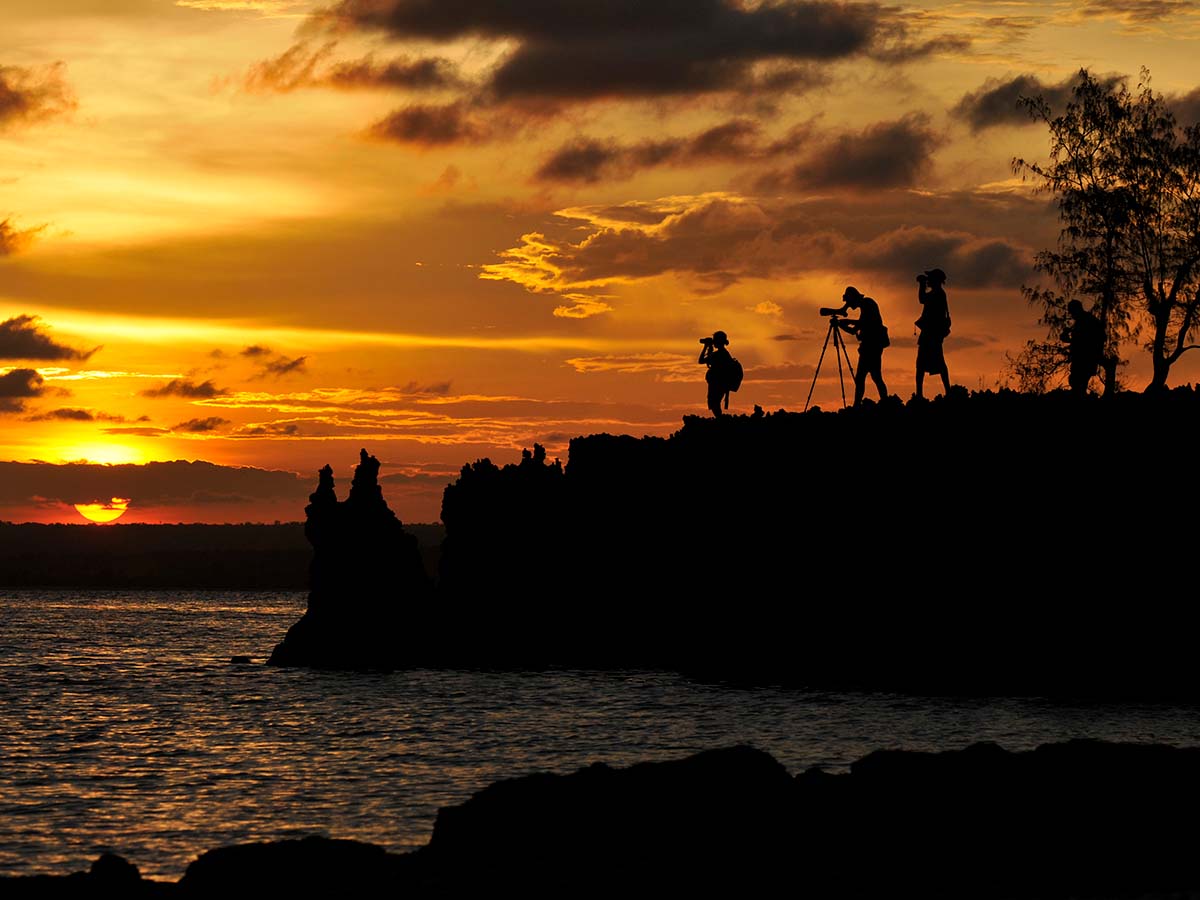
<box><xmin>261</xmin><ymin>387</ymin><xmax>1200</xmax><ymax>696</ymax></box>
<box><xmin>9</xmin><ymin>738</ymin><xmax>1200</xmax><ymax>897</ymax></box>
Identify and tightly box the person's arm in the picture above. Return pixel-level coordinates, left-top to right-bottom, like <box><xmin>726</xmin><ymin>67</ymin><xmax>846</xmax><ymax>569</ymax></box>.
<box><xmin>699</xmin><ymin>345</ymin><xmax>710</xmax><ymax>364</ymax></box>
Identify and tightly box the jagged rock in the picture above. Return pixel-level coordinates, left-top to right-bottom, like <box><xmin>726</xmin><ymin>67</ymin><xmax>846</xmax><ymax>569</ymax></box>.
<box><xmin>267</xmin><ymin>448</ymin><xmax>432</xmax><ymax>668</ymax></box>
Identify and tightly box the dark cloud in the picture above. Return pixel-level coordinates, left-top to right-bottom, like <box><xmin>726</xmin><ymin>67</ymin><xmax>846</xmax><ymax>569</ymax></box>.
<box><xmin>534</xmin><ymin>119</ymin><xmax>782</xmax><ymax>183</ymax></box>
<box><xmin>1076</xmin><ymin>0</ymin><xmax>1192</xmax><ymax>24</ymax></box>
<box><xmin>0</xmin><ymin>368</ymin><xmax>44</xmax><ymax>413</ymax></box>
<box><xmin>260</xmin><ymin>355</ymin><xmax>308</xmax><ymax>378</ymax></box>
<box><xmin>952</xmin><ymin>72</ymin><xmax>1126</xmax><ymax>131</ymax></box>
<box><xmin>365</xmin><ymin>102</ymin><xmax>486</xmax><ymax>145</ymax></box>
<box><xmin>25</xmin><ymin>408</ymin><xmax>127</xmax><ymax>422</ymax></box>
<box><xmin>840</xmin><ymin>225</ymin><xmax>1033</xmax><ymax>289</ymax></box>
<box><xmin>234</xmin><ymin>422</ymin><xmax>301</xmax><ymax>436</ymax></box>
<box><xmin>1169</xmin><ymin>86</ymin><xmax>1200</xmax><ymax>127</ymax></box>
<box><xmin>773</xmin><ymin>114</ymin><xmax>936</xmax><ymax>190</ymax></box>
<box><xmin>240</xmin><ymin>344</ymin><xmax>272</xmax><ymax>357</ymax></box>
<box><xmin>243</xmin><ymin>40</ymin><xmax>461</xmax><ymax>93</ymax></box>
<box><xmin>140</xmin><ymin>378</ymin><xmax>227</xmax><ymax>398</ymax></box>
<box><xmin>0</xmin><ymin>315</ymin><xmax>99</xmax><ymax>361</ymax></box>
<box><xmin>398</xmin><ymin>380</ymin><xmax>452</xmax><ymax>394</ymax></box>
<box><xmin>310</xmin><ymin>0</ymin><xmax>939</xmax><ymax>105</ymax></box>
<box><xmin>172</xmin><ymin>416</ymin><xmax>231</xmax><ymax>433</ymax></box>
<box><xmin>0</xmin><ymin>459</ymin><xmax>309</xmax><ymax>507</ymax></box>
<box><xmin>0</xmin><ymin>219</ymin><xmax>45</xmax><ymax>256</ymax></box>
<box><xmin>0</xmin><ymin>61</ymin><xmax>76</xmax><ymax>129</ymax></box>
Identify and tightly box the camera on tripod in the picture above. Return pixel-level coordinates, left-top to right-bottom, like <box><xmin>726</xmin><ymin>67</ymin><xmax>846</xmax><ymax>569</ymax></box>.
<box><xmin>819</xmin><ymin>305</ymin><xmax>848</xmax><ymax>317</ymax></box>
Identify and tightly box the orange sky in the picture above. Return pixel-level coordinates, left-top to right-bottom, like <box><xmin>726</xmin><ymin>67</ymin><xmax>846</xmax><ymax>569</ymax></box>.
<box><xmin>2</xmin><ymin>0</ymin><xmax>1199</xmax><ymax>525</ymax></box>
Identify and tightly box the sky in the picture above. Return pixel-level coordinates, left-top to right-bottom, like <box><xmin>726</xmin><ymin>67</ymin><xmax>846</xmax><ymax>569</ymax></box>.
<box><xmin>2</xmin><ymin>0</ymin><xmax>1199</xmax><ymax>525</ymax></box>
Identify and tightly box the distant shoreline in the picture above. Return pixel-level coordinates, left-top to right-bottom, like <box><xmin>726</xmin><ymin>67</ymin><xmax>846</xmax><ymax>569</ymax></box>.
<box><xmin>0</xmin><ymin>522</ymin><xmax>445</xmax><ymax>590</ymax></box>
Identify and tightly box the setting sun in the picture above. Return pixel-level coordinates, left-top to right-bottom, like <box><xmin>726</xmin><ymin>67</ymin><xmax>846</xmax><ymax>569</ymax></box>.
<box><xmin>73</xmin><ymin>497</ymin><xmax>131</xmax><ymax>524</ymax></box>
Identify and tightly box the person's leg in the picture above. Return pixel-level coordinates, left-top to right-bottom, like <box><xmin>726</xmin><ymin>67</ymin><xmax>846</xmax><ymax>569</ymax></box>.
<box><xmin>707</xmin><ymin>388</ymin><xmax>723</xmax><ymax>416</ymax></box>
<box><xmin>916</xmin><ymin>369</ymin><xmax>925</xmax><ymax>399</ymax></box>
<box><xmin>854</xmin><ymin>363</ymin><xmax>867</xmax><ymax>406</ymax></box>
<box><xmin>871</xmin><ymin>365</ymin><xmax>888</xmax><ymax>400</ymax></box>
<box><xmin>939</xmin><ymin>364</ymin><xmax>951</xmax><ymax>395</ymax></box>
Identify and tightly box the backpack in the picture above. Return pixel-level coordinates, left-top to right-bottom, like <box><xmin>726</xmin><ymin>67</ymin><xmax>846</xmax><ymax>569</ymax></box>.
<box><xmin>725</xmin><ymin>356</ymin><xmax>744</xmax><ymax>393</ymax></box>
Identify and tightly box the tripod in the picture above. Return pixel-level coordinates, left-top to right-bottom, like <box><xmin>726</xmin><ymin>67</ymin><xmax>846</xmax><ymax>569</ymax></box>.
<box><xmin>804</xmin><ymin>314</ymin><xmax>857</xmax><ymax>411</ymax></box>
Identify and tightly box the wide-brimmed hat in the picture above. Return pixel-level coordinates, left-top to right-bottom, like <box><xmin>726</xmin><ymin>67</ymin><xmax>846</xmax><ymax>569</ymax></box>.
<box><xmin>924</xmin><ymin>268</ymin><xmax>947</xmax><ymax>282</ymax></box>
<box><xmin>712</xmin><ymin>330</ymin><xmax>729</xmax><ymax>346</ymax></box>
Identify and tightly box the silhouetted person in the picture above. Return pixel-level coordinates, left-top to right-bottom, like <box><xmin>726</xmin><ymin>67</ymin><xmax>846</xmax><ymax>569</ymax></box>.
<box><xmin>915</xmin><ymin>268</ymin><xmax>952</xmax><ymax>400</ymax></box>
<box><xmin>698</xmin><ymin>330</ymin><xmax>733</xmax><ymax>416</ymax></box>
<box><xmin>836</xmin><ymin>287</ymin><xmax>888</xmax><ymax>406</ymax></box>
<box><xmin>1062</xmin><ymin>299</ymin><xmax>1104</xmax><ymax>397</ymax></box>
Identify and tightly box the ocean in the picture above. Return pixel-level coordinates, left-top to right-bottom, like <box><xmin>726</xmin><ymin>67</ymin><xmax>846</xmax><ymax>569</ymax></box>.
<box><xmin>3</xmin><ymin>589</ymin><xmax>1200</xmax><ymax>881</ymax></box>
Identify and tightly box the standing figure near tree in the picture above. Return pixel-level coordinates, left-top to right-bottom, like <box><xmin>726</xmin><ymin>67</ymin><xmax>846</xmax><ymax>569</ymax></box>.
<box><xmin>1062</xmin><ymin>299</ymin><xmax>1105</xmax><ymax>396</ymax></box>
<box><xmin>915</xmin><ymin>268</ymin><xmax>952</xmax><ymax>400</ymax></box>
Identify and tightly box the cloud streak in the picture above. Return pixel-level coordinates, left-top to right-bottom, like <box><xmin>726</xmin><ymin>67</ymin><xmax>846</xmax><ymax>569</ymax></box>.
<box><xmin>173</xmin><ymin>416</ymin><xmax>231</xmax><ymax>433</ymax></box>
<box><xmin>534</xmin><ymin>120</ymin><xmax>810</xmax><ymax>184</ymax></box>
<box><xmin>241</xmin><ymin>40</ymin><xmax>462</xmax><ymax>93</ymax></box>
<box><xmin>140</xmin><ymin>378</ymin><xmax>228</xmax><ymax>398</ymax></box>
<box><xmin>482</xmin><ymin>192</ymin><xmax>1034</xmax><ymax>312</ymax></box>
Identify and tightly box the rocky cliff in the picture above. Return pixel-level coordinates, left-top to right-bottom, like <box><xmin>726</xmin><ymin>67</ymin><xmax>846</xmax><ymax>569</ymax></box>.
<box><xmin>267</xmin><ymin>449</ymin><xmax>432</xmax><ymax>668</ymax></box>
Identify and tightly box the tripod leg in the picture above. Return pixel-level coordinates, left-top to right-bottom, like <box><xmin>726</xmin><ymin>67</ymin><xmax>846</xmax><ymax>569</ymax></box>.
<box><xmin>834</xmin><ymin>328</ymin><xmax>848</xmax><ymax>408</ymax></box>
<box><xmin>804</xmin><ymin>320</ymin><xmax>837</xmax><ymax>412</ymax></box>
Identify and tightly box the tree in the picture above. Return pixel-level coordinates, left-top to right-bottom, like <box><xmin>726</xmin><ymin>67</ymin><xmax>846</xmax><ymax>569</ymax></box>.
<box><xmin>1008</xmin><ymin>68</ymin><xmax>1200</xmax><ymax>394</ymax></box>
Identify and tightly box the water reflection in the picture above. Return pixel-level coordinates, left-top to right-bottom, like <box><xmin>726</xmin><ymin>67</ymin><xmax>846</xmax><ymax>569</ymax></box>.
<box><xmin>3</xmin><ymin>590</ymin><xmax>1200</xmax><ymax>880</ymax></box>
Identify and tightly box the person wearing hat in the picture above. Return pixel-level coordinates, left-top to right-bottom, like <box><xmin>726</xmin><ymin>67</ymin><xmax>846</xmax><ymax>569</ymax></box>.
<box><xmin>836</xmin><ymin>287</ymin><xmax>889</xmax><ymax>407</ymax></box>
<box><xmin>915</xmin><ymin>268</ymin><xmax>952</xmax><ymax>400</ymax></box>
<box><xmin>698</xmin><ymin>330</ymin><xmax>733</xmax><ymax>416</ymax></box>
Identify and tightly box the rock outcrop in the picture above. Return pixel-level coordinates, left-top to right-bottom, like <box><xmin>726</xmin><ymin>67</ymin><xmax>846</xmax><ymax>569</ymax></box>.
<box><xmin>266</xmin><ymin>449</ymin><xmax>432</xmax><ymax>668</ymax></box>
<box><xmin>11</xmin><ymin>739</ymin><xmax>1200</xmax><ymax>897</ymax></box>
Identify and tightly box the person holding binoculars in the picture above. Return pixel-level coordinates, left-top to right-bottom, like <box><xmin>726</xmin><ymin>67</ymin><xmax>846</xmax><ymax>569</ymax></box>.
<box><xmin>915</xmin><ymin>268</ymin><xmax>952</xmax><ymax>400</ymax></box>
<box><xmin>698</xmin><ymin>330</ymin><xmax>733</xmax><ymax>417</ymax></box>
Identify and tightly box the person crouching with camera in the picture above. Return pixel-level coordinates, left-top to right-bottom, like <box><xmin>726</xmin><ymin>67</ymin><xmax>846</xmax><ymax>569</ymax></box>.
<box><xmin>836</xmin><ymin>286</ymin><xmax>889</xmax><ymax>407</ymax></box>
<box><xmin>698</xmin><ymin>330</ymin><xmax>732</xmax><ymax>416</ymax></box>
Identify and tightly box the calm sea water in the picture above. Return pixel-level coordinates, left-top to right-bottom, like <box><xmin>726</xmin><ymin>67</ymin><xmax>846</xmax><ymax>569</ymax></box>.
<box><xmin>4</xmin><ymin>590</ymin><xmax>1200</xmax><ymax>881</ymax></box>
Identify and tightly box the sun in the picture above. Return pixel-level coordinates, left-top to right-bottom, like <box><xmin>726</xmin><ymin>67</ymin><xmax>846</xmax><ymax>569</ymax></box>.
<box><xmin>74</xmin><ymin>497</ymin><xmax>132</xmax><ymax>524</ymax></box>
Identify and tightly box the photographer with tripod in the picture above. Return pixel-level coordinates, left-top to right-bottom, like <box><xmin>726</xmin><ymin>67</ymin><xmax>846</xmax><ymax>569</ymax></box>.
<box><xmin>835</xmin><ymin>286</ymin><xmax>889</xmax><ymax>407</ymax></box>
<box><xmin>698</xmin><ymin>330</ymin><xmax>734</xmax><ymax>416</ymax></box>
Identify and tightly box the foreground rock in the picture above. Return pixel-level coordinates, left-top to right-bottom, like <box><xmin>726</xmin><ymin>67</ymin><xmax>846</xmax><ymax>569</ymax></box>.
<box><xmin>8</xmin><ymin>739</ymin><xmax>1200</xmax><ymax>897</ymax></box>
<box><xmin>266</xmin><ymin>449</ymin><xmax>432</xmax><ymax>668</ymax></box>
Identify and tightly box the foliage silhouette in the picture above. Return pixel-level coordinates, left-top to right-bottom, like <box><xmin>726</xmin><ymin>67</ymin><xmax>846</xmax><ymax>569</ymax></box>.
<box><xmin>1011</xmin><ymin>68</ymin><xmax>1200</xmax><ymax>394</ymax></box>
